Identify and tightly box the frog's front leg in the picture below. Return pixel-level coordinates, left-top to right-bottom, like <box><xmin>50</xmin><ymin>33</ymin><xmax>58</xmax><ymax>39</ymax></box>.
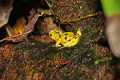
<box><xmin>56</xmin><ymin>39</ymin><xmax>62</xmax><ymax>47</ymax></box>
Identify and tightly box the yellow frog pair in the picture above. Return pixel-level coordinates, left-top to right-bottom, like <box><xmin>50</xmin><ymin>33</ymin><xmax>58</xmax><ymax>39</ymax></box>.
<box><xmin>49</xmin><ymin>28</ymin><xmax>81</xmax><ymax>48</ymax></box>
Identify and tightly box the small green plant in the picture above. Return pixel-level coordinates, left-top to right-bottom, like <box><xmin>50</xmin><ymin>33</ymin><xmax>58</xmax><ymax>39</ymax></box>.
<box><xmin>72</xmin><ymin>3</ymin><xmax>81</xmax><ymax>12</ymax></box>
<box><xmin>95</xmin><ymin>57</ymin><xmax>112</xmax><ymax>65</ymax></box>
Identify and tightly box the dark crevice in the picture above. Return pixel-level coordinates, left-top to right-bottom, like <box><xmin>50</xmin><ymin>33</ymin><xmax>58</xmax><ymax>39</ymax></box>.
<box><xmin>8</xmin><ymin>0</ymin><xmax>49</xmax><ymax>26</ymax></box>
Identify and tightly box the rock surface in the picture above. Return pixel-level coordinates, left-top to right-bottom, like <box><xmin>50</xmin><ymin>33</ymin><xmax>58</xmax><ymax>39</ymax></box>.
<box><xmin>0</xmin><ymin>0</ymin><xmax>116</xmax><ymax>80</ymax></box>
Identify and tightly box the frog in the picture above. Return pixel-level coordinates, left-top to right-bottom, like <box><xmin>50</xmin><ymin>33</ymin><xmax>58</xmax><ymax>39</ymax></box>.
<box><xmin>49</xmin><ymin>28</ymin><xmax>81</xmax><ymax>48</ymax></box>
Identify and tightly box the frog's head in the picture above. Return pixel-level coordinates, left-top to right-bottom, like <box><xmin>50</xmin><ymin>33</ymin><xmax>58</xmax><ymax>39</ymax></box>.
<box><xmin>49</xmin><ymin>30</ymin><xmax>60</xmax><ymax>40</ymax></box>
<box><xmin>49</xmin><ymin>30</ymin><xmax>54</xmax><ymax>38</ymax></box>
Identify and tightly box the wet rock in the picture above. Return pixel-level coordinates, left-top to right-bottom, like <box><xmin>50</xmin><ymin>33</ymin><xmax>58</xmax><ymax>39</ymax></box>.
<box><xmin>52</xmin><ymin>0</ymin><xmax>101</xmax><ymax>23</ymax></box>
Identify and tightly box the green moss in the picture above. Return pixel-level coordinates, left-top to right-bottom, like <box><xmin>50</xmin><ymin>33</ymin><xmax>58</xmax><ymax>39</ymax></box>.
<box><xmin>72</xmin><ymin>3</ymin><xmax>81</xmax><ymax>12</ymax></box>
<box><xmin>46</xmin><ymin>0</ymin><xmax>56</xmax><ymax>7</ymax></box>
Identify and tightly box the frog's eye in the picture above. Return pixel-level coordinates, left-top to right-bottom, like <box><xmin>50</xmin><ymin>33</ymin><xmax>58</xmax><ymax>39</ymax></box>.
<box><xmin>49</xmin><ymin>33</ymin><xmax>52</xmax><ymax>36</ymax></box>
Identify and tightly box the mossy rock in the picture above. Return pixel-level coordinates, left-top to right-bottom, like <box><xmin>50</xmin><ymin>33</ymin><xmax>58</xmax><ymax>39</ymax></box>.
<box><xmin>11</xmin><ymin>15</ymin><xmax>113</xmax><ymax>79</ymax></box>
<box><xmin>50</xmin><ymin>0</ymin><xmax>101</xmax><ymax>23</ymax></box>
<box><xmin>0</xmin><ymin>0</ymin><xmax>114</xmax><ymax>79</ymax></box>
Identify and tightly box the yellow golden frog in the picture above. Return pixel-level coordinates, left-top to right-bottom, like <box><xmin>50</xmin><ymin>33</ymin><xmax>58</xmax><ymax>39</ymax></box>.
<box><xmin>49</xmin><ymin>28</ymin><xmax>81</xmax><ymax>47</ymax></box>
